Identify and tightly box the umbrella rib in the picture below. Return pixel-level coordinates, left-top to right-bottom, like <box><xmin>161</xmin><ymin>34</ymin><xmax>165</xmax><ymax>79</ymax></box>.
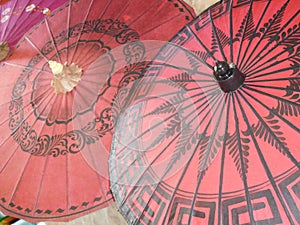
<box><xmin>245</xmin><ymin>83</ymin><xmax>300</xmax><ymax>93</ymax></box>
<box><xmin>4</xmin><ymin>91</ymin><xmax>57</xmax><ymax>207</ymax></box>
<box><xmin>154</xmin><ymin>57</ymin><xmax>212</xmax><ymax>77</ymax></box>
<box><xmin>0</xmin><ymin>73</ymin><xmax>54</xmax><ymax>107</ymax></box>
<box><xmin>152</xmin><ymin>41</ymin><xmax>214</xmax><ymax>76</ymax></box>
<box><xmin>241</xmin><ymin>86</ymin><xmax>300</xmax><ymax>152</ymax></box>
<box><xmin>75</xmin><ymin>75</ymin><xmax>116</xmax><ymax>89</ymax></box>
<box><xmin>247</xmin><ymin>77</ymin><xmax>300</xmax><ymax>83</ymax></box>
<box><xmin>243</xmin><ymin>9</ymin><xmax>300</xmax><ymax>73</ymax></box>
<box><xmin>31</xmin><ymin>96</ymin><xmax>64</xmax><ymax>215</ymax></box>
<box><xmin>139</xmin><ymin>86</ymin><xmax>220</xmax><ymax>119</ymax></box>
<box><xmin>0</xmin><ymin>0</ymin><xmax>18</xmax><ymax>41</ymax></box>
<box><xmin>236</xmin><ymin>91</ymin><xmax>297</xmax><ymax>225</ymax></box>
<box><xmin>73</xmin><ymin>0</ymin><xmax>112</xmax><ymax>57</ymax></box>
<box><xmin>247</xmin><ymin>65</ymin><xmax>300</xmax><ymax>80</ymax></box>
<box><xmin>75</xmin><ymin>103</ymin><xmax>110</xmax><ymax>213</ymax></box>
<box><xmin>66</xmin><ymin>0</ymin><xmax>71</xmax><ymax>63</ymax></box>
<box><xmin>139</xmin><ymin>14</ymin><xmax>182</xmax><ymax>38</ymax></box>
<box><xmin>69</xmin><ymin>86</ymin><xmax>99</xmax><ymax>119</ymax></box>
<box><xmin>130</xmin><ymin>92</ymin><xmax>224</xmax><ymax>225</ymax></box>
<box><xmin>241</xmin><ymin>0</ymin><xmax>292</xmax><ymax>71</ymax></box>
<box><xmin>137</xmin><ymin>0</ymin><xmax>196</xmax><ymax>35</ymax></box>
<box><xmin>0</xmin><ymin>86</ymin><xmax>54</xmax><ymax>130</ymax></box>
<box><xmin>245</xmin><ymin>48</ymin><xmax>299</xmax><ymax>77</ymax></box>
<box><xmin>209</xmin><ymin>8</ymin><xmax>227</xmax><ymax>62</ymax></box>
<box><xmin>115</xmin><ymin>87</ymin><xmax>220</xmax><ymax>158</ymax></box>
<box><xmin>236</xmin><ymin>0</ymin><xmax>254</xmax><ymax>66</ymax></box>
<box><xmin>185</xmin><ymin>26</ymin><xmax>215</xmax><ymax>69</ymax></box>
<box><xmin>127</xmin><ymin>0</ymin><xmax>167</xmax><ymax>28</ymax></box>
<box><xmin>162</xmin><ymin>93</ymin><xmax>224</xmax><ymax>225</ymax></box>
<box><xmin>68</xmin><ymin>0</ymin><xmax>94</xmax><ymax>64</ymax></box>
<box><xmin>231</xmin><ymin>93</ymin><xmax>256</xmax><ymax>224</ymax></box>
<box><xmin>0</xmin><ymin>85</ymin><xmax>53</xmax><ymax>129</ymax></box>
<box><xmin>78</xmin><ymin>53</ymin><xmax>117</xmax><ymax>72</ymax></box>
<box><xmin>24</xmin><ymin>36</ymin><xmax>49</xmax><ymax>62</ymax></box>
<box><xmin>4</xmin><ymin>0</ymin><xmax>42</xmax><ymax>41</ymax></box>
<box><xmin>115</xmin><ymin>88</ymin><xmax>220</xmax><ymax>171</ymax></box>
<box><xmin>3</xmin><ymin>62</ymin><xmax>52</xmax><ymax>74</ymax></box>
<box><xmin>126</xmin><ymin>86</ymin><xmax>219</xmax><ymax>135</ymax></box>
<box><xmin>229</xmin><ymin>0</ymin><xmax>234</xmax><ymax>63</ymax></box>
<box><xmin>65</xmin><ymin>93</ymin><xmax>70</xmax><ymax>218</ymax></box>
<box><xmin>187</xmin><ymin>94</ymin><xmax>228</xmax><ymax>225</ymax></box>
<box><xmin>239</xmin><ymin>0</ymin><xmax>271</xmax><ymax>69</ymax></box>
<box><xmin>244</xmin><ymin>85</ymin><xmax>300</xmax><ymax>113</ymax></box>
<box><xmin>217</xmin><ymin>97</ymin><xmax>231</xmax><ymax>225</ymax></box>
<box><xmin>127</xmin><ymin>134</ymin><xmax>181</xmax><ymax>225</ymax></box>
<box><xmin>104</xmin><ymin>0</ymin><xmax>171</xmax><ymax>47</ymax></box>
<box><xmin>242</xmin><ymin>86</ymin><xmax>300</xmax><ymax>134</ymax></box>
<box><xmin>245</xmin><ymin>46</ymin><xmax>300</xmax><ymax>77</ymax></box>
<box><xmin>0</xmin><ymin>144</ymin><xmax>20</xmax><ymax>177</ymax></box>
<box><xmin>44</xmin><ymin>17</ymin><xmax>63</xmax><ymax>64</ymax></box>
<box><xmin>82</xmin><ymin>0</ymin><xmax>134</xmax><ymax>52</ymax></box>
<box><xmin>162</xmin><ymin>94</ymin><xmax>222</xmax><ymax>224</ymax></box>
<box><xmin>117</xmin><ymin>73</ymin><xmax>217</xmax><ymax>131</ymax></box>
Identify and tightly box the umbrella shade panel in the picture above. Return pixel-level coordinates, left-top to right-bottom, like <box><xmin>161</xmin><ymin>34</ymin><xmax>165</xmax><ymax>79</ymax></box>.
<box><xmin>109</xmin><ymin>0</ymin><xmax>300</xmax><ymax>224</ymax></box>
<box><xmin>0</xmin><ymin>0</ymin><xmax>69</xmax><ymax>60</ymax></box>
<box><xmin>0</xmin><ymin>0</ymin><xmax>195</xmax><ymax>222</ymax></box>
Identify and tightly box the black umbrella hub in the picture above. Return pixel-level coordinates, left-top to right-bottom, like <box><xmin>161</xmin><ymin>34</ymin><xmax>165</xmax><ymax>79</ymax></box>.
<box><xmin>213</xmin><ymin>61</ymin><xmax>245</xmax><ymax>93</ymax></box>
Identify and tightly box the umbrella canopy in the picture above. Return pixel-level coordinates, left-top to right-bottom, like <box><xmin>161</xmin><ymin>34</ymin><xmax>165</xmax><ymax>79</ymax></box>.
<box><xmin>0</xmin><ymin>0</ymin><xmax>69</xmax><ymax>61</ymax></box>
<box><xmin>109</xmin><ymin>0</ymin><xmax>300</xmax><ymax>224</ymax></box>
<box><xmin>0</xmin><ymin>0</ymin><xmax>195</xmax><ymax>222</ymax></box>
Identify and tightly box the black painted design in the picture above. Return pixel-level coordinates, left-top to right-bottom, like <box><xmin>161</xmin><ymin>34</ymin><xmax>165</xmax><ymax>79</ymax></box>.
<box><xmin>32</xmin><ymin>40</ymin><xmax>112</xmax><ymax>126</ymax></box>
<box><xmin>110</xmin><ymin>0</ymin><xmax>300</xmax><ymax>224</ymax></box>
<box><xmin>274</xmin><ymin>79</ymin><xmax>300</xmax><ymax>117</ymax></box>
<box><xmin>12</xmin><ymin>121</ymin><xmax>99</xmax><ymax>157</ymax></box>
<box><xmin>1</xmin><ymin>196</ymin><xmax>111</xmax><ymax>218</ymax></box>
<box><xmin>123</xmin><ymin>41</ymin><xmax>145</xmax><ymax>64</ymax></box>
<box><xmin>169</xmin><ymin>197</ymin><xmax>215</xmax><ymax>225</ymax></box>
<box><xmin>222</xmin><ymin>190</ymin><xmax>282</xmax><ymax>225</ymax></box>
<box><xmin>9</xmin><ymin>18</ymin><xmax>139</xmax><ymax>157</ymax></box>
<box><xmin>279</xmin><ymin>170</ymin><xmax>300</xmax><ymax>224</ymax></box>
<box><xmin>82</xmin><ymin>19</ymin><xmax>140</xmax><ymax>44</ymax></box>
<box><xmin>96</xmin><ymin>107</ymin><xmax>114</xmax><ymax>138</ymax></box>
<box><xmin>252</xmin><ymin>112</ymin><xmax>289</xmax><ymax>157</ymax></box>
<box><xmin>228</xmin><ymin>130</ymin><xmax>250</xmax><ymax>177</ymax></box>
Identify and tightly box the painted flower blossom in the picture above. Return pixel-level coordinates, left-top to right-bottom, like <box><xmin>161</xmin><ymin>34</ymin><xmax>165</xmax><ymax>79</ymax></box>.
<box><xmin>25</xmin><ymin>4</ymin><xmax>36</xmax><ymax>12</ymax></box>
<box><xmin>1</xmin><ymin>8</ymin><xmax>11</xmax><ymax>16</ymax></box>
<box><xmin>1</xmin><ymin>15</ymin><xmax>9</xmax><ymax>23</ymax></box>
<box><xmin>42</xmin><ymin>8</ymin><xmax>50</xmax><ymax>15</ymax></box>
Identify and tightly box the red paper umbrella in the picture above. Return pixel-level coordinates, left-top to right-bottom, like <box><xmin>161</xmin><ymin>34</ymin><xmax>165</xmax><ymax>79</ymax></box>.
<box><xmin>0</xmin><ymin>0</ymin><xmax>69</xmax><ymax>61</ymax></box>
<box><xmin>109</xmin><ymin>0</ymin><xmax>300</xmax><ymax>224</ymax></box>
<box><xmin>0</xmin><ymin>0</ymin><xmax>194</xmax><ymax>222</ymax></box>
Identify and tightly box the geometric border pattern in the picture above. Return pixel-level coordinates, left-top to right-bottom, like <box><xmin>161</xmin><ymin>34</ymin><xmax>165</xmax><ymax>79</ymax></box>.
<box><xmin>169</xmin><ymin>197</ymin><xmax>216</xmax><ymax>225</ymax></box>
<box><xmin>279</xmin><ymin>170</ymin><xmax>300</xmax><ymax>224</ymax></box>
<box><xmin>222</xmin><ymin>189</ymin><xmax>282</xmax><ymax>225</ymax></box>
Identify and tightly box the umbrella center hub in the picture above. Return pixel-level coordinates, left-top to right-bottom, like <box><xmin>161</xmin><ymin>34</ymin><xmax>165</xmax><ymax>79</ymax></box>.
<box><xmin>213</xmin><ymin>61</ymin><xmax>245</xmax><ymax>93</ymax></box>
<box><xmin>0</xmin><ymin>42</ymin><xmax>9</xmax><ymax>61</ymax></box>
<box><xmin>49</xmin><ymin>60</ymin><xmax>82</xmax><ymax>94</ymax></box>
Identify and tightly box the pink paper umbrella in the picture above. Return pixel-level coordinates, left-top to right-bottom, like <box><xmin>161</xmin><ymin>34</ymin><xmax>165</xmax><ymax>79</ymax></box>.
<box><xmin>0</xmin><ymin>0</ymin><xmax>195</xmax><ymax>222</ymax></box>
<box><xmin>0</xmin><ymin>0</ymin><xmax>68</xmax><ymax>61</ymax></box>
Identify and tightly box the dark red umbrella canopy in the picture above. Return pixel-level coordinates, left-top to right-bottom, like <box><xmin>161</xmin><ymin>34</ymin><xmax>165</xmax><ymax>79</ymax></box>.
<box><xmin>0</xmin><ymin>0</ymin><xmax>195</xmax><ymax>222</ymax></box>
<box><xmin>109</xmin><ymin>0</ymin><xmax>300</xmax><ymax>224</ymax></box>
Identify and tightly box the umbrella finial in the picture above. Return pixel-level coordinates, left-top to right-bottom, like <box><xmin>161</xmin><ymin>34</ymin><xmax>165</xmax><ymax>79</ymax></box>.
<box><xmin>49</xmin><ymin>60</ymin><xmax>82</xmax><ymax>94</ymax></box>
<box><xmin>0</xmin><ymin>42</ymin><xmax>9</xmax><ymax>61</ymax></box>
<box><xmin>213</xmin><ymin>61</ymin><xmax>245</xmax><ymax>93</ymax></box>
